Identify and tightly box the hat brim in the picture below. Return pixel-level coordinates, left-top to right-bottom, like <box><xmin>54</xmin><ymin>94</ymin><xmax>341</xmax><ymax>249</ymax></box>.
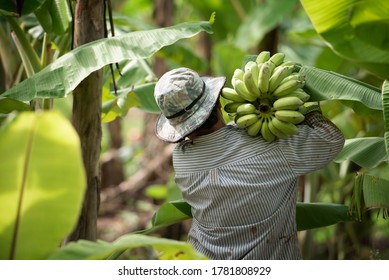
<box><xmin>156</xmin><ymin>76</ymin><xmax>226</xmax><ymax>143</ymax></box>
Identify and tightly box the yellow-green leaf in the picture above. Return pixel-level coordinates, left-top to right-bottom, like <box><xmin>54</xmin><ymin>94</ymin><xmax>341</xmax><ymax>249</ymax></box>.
<box><xmin>0</xmin><ymin>111</ymin><xmax>86</xmax><ymax>259</ymax></box>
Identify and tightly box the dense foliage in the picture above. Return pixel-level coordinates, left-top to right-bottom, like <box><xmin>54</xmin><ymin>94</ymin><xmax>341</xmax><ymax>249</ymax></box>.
<box><xmin>0</xmin><ymin>0</ymin><xmax>388</xmax><ymax>260</ymax></box>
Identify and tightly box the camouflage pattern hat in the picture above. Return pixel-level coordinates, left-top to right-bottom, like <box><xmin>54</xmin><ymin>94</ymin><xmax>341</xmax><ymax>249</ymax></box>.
<box><xmin>154</xmin><ymin>67</ymin><xmax>226</xmax><ymax>143</ymax></box>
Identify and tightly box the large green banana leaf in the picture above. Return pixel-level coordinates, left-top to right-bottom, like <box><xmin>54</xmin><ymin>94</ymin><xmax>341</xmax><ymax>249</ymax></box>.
<box><xmin>300</xmin><ymin>0</ymin><xmax>389</xmax><ymax>79</ymax></box>
<box><xmin>334</xmin><ymin>137</ymin><xmax>387</xmax><ymax>169</ymax></box>
<box><xmin>0</xmin><ymin>21</ymin><xmax>213</xmax><ymax>102</ymax></box>
<box><xmin>139</xmin><ymin>200</ymin><xmax>354</xmax><ymax>235</ymax></box>
<box><xmin>48</xmin><ymin>234</ymin><xmax>206</xmax><ymax>260</ymax></box>
<box><xmin>300</xmin><ymin>66</ymin><xmax>382</xmax><ymax>111</ymax></box>
<box><xmin>0</xmin><ymin>111</ymin><xmax>86</xmax><ymax>259</ymax></box>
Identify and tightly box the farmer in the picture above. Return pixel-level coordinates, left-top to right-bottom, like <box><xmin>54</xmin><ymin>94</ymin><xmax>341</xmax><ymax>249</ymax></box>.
<box><xmin>153</xmin><ymin>67</ymin><xmax>345</xmax><ymax>260</ymax></box>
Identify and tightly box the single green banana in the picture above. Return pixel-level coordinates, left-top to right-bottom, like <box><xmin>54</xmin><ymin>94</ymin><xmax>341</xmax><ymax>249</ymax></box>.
<box><xmin>298</xmin><ymin>105</ymin><xmax>308</xmax><ymax>115</ymax></box>
<box><xmin>247</xmin><ymin>117</ymin><xmax>263</xmax><ymax>137</ymax></box>
<box><xmin>232</xmin><ymin>68</ymin><xmax>244</xmax><ymax>87</ymax></box>
<box><xmin>236</xmin><ymin>113</ymin><xmax>259</xmax><ymax>128</ymax></box>
<box><xmin>234</xmin><ymin>80</ymin><xmax>258</xmax><ymax>102</ymax></box>
<box><xmin>261</xmin><ymin>118</ymin><xmax>276</xmax><ymax>142</ymax></box>
<box><xmin>224</xmin><ymin>102</ymin><xmax>245</xmax><ymax>113</ymax></box>
<box><xmin>256</xmin><ymin>51</ymin><xmax>271</xmax><ymax>64</ymax></box>
<box><xmin>279</xmin><ymin>60</ymin><xmax>297</xmax><ymax>68</ymax></box>
<box><xmin>282</xmin><ymin>88</ymin><xmax>310</xmax><ymax>102</ymax></box>
<box><xmin>272</xmin><ymin>79</ymin><xmax>304</xmax><ymax>98</ymax></box>
<box><xmin>280</xmin><ymin>73</ymin><xmax>305</xmax><ymax>84</ymax></box>
<box><xmin>244</xmin><ymin>61</ymin><xmax>257</xmax><ymax>72</ymax></box>
<box><xmin>272</xmin><ymin>117</ymin><xmax>299</xmax><ymax>135</ymax></box>
<box><xmin>258</xmin><ymin>62</ymin><xmax>272</xmax><ymax>94</ymax></box>
<box><xmin>243</xmin><ymin>69</ymin><xmax>261</xmax><ymax>97</ymax></box>
<box><xmin>268</xmin><ymin>117</ymin><xmax>289</xmax><ymax>139</ymax></box>
<box><xmin>249</xmin><ymin>63</ymin><xmax>259</xmax><ymax>88</ymax></box>
<box><xmin>273</xmin><ymin>96</ymin><xmax>304</xmax><ymax>111</ymax></box>
<box><xmin>237</xmin><ymin>103</ymin><xmax>259</xmax><ymax>115</ymax></box>
<box><xmin>221</xmin><ymin>87</ymin><xmax>246</xmax><ymax>102</ymax></box>
<box><xmin>275</xmin><ymin>110</ymin><xmax>305</xmax><ymax>124</ymax></box>
<box><xmin>268</xmin><ymin>60</ymin><xmax>276</xmax><ymax>75</ymax></box>
<box><xmin>269</xmin><ymin>52</ymin><xmax>285</xmax><ymax>67</ymax></box>
<box><xmin>268</xmin><ymin>65</ymin><xmax>294</xmax><ymax>93</ymax></box>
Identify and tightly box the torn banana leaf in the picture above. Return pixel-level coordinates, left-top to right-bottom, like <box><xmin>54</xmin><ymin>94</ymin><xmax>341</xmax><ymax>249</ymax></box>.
<box><xmin>350</xmin><ymin>173</ymin><xmax>389</xmax><ymax>221</ymax></box>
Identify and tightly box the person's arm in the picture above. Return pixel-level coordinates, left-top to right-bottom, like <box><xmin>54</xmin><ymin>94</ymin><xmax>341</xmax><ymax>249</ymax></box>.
<box><xmin>281</xmin><ymin>104</ymin><xmax>345</xmax><ymax>176</ymax></box>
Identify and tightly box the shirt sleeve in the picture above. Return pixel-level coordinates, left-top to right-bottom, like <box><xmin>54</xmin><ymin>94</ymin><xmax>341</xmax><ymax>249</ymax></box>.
<box><xmin>280</xmin><ymin>105</ymin><xmax>345</xmax><ymax>176</ymax></box>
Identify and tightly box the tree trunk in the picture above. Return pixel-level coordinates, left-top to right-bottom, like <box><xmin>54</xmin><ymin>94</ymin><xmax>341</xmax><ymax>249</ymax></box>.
<box><xmin>101</xmin><ymin>119</ymin><xmax>125</xmax><ymax>190</ymax></box>
<box><xmin>68</xmin><ymin>0</ymin><xmax>105</xmax><ymax>241</ymax></box>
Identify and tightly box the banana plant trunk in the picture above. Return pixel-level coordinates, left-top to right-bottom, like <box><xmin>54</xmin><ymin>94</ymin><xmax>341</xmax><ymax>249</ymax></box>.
<box><xmin>68</xmin><ymin>0</ymin><xmax>105</xmax><ymax>241</ymax></box>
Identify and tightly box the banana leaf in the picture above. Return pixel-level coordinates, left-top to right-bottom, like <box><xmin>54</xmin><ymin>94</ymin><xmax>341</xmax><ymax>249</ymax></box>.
<box><xmin>334</xmin><ymin>137</ymin><xmax>387</xmax><ymax>169</ymax></box>
<box><xmin>144</xmin><ymin>200</ymin><xmax>192</xmax><ymax>234</ymax></box>
<box><xmin>295</xmin><ymin>203</ymin><xmax>354</xmax><ymax>231</ymax></box>
<box><xmin>300</xmin><ymin>0</ymin><xmax>389</xmax><ymax>79</ymax></box>
<box><xmin>350</xmin><ymin>173</ymin><xmax>389</xmax><ymax>220</ymax></box>
<box><xmin>0</xmin><ymin>111</ymin><xmax>86</xmax><ymax>259</ymax></box>
<box><xmin>300</xmin><ymin>66</ymin><xmax>382</xmax><ymax>111</ymax></box>
<box><xmin>47</xmin><ymin>234</ymin><xmax>206</xmax><ymax>260</ymax></box>
<box><xmin>382</xmin><ymin>80</ymin><xmax>389</xmax><ymax>158</ymax></box>
<box><xmin>139</xmin><ymin>200</ymin><xmax>354</xmax><ymax>235</ymax></box>
<box><xmin>102</xmin><ymin>83</ymin><xmax>159</xmax><ymax>123</ymax></box>
<box><xmin>0</xmin><ymin>21</ymin><xmax>213</xmax><ymax>101</ymax></box>
<box><xmin>363</xmin><ymin>175</ymin><xmax>389</xmax><ymax>210</ymax></box>
<box><xmin>0</xmin><ymin>97</ymin><xmax>30</xmax><ymax>113</ymax></box>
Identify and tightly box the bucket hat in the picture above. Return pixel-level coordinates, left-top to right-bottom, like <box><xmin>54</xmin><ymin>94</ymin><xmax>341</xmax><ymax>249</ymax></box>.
<box><xmin>154</xmin><ymin>67</ymin><xmax>226</xmax><ymax>143</ymax></box>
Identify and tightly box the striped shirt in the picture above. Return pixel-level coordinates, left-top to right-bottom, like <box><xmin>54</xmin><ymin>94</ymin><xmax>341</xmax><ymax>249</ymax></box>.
<box><xmin>172</xmin><ymin>111</ymin><xmax>345</xmax><ymax>260</ymax></box>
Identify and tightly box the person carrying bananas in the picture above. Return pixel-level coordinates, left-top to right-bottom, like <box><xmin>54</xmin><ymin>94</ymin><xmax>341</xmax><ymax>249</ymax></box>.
<box><xmin>153</xmin><ymin>67</ymin><xmax>345</xmax><ymax>260</ymax></box>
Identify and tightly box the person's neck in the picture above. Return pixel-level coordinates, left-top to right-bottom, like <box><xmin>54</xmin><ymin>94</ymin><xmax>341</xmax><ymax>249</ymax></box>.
<box><xmin>188</xmin><ymin>120</ymin><xmax>225</xmax><ymax>139</ymax></box>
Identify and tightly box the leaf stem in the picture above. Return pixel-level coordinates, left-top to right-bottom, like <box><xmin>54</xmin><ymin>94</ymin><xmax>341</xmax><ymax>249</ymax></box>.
<box><xmin>10</xmin><ymin>117</ymin><xmax>36</xmax><ymax>259</ymax></box>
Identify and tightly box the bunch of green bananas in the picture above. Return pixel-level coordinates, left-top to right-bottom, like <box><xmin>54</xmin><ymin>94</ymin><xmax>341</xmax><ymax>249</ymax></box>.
<box><xmin>221</xmin><ymin>51</ymin><xmax>310</xmax><ymax>142</ymax></box>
